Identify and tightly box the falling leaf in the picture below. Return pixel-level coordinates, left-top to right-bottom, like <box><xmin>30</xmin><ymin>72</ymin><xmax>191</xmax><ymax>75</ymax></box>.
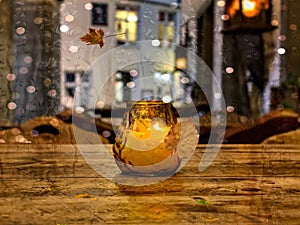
<box><xmin>80</xmin><ymin>28</ymin><xmax>105</xmax><ymax>48</ymax></box>
<box><xmin>80</xmin><ymin>28</ymin><xmax>126</xmax><ymax>48</ymax></box>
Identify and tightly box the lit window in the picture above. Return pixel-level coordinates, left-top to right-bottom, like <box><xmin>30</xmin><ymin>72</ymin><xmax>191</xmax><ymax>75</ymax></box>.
<box><xmin>226</xmin><ymin>0</ymin><xmax>270</xmax><ymax>18</ymax></box>
<box><xmin>115</xmin><ymin>7</ymin><xmax>138</xmax><ymax>44</ymax></box>
<box><xmin>158</xmin><ymin>12</ymin><xmax>175</xmax><ymax>43</ymax></box>
<box><xmin>223</xmin><ymin>0</ymin><xmax>274</xmax><ymax>32</ymax></box>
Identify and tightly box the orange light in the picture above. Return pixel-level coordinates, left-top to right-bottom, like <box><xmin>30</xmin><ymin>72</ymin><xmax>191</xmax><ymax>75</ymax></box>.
<box><xmin>227</xmin><ymin>0</ymin><xmax>240</xmax><ymax>17</ymax></box>
<box><xmin>227</xmin><ymin>0</ymin><xmax>270</xmax><ymax>18</ymax></box>
<box><xmin>242</xmin><ymin>0</ymin><xmax>258</xmax><ymax>18</ymax></box>
<box><xmin>176</xmin><ymin>57</ymin><xmax>187</xmax><ymax>70</ymax></box>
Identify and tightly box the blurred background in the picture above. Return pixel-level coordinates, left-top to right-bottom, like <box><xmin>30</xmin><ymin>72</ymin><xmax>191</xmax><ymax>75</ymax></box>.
<box><xmin>0</xmin><ymin>0</ymin><xmax>299</xmax><ymax>143</ymax></box>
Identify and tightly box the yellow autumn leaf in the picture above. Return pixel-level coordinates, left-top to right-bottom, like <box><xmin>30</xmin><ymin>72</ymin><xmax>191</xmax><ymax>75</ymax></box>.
<box><xmin>80</xmin><ymin>28</ymin><xmax>105</xmax><ymax>48</ymax></box>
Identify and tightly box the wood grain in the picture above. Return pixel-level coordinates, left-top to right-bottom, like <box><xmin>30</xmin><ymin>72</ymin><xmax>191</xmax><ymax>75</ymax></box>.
<box><xmin>0</xmin><ymin>144</ymin><xmax>299</xmax><ymax>224</ymax></box>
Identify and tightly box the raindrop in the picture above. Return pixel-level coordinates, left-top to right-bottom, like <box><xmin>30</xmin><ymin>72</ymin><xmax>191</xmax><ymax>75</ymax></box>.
<box><xmin>24</xmin><ymin>56</ymin><xmax>33</xmax><ymax>64</ymax></box>
<box><xmin>7</xmin><ymin>102</ymin><xmax>17</xmax><ymax>110</ymax></box>
<box><xmin>31</xmin><ymin>130</ymin><xmax>39</xmax><ymax>137</ymax></box>
<box><xmin>75</xmin><ymin>106</ymin><xmax>85</xmax><ymax>114</ymax></box>
<box><xmin>127</xmin><ymin>81</ymin><xmax>136</xmax><ymax>89</ymax></box>
<box><xmin>65</xmin><ymin>15</ymin><xmax>75</xmax><ymax>22</ymax></box>
<box><xmin>60</xmin><ymin>25</ymin><xmax>69</xmax><ymax>33</ymax></box>
<box><xmin>221</xmin><ymin>14</ymin><xmax>230</xmax><ymax>21</ymax></box>
<box><xmin>69</xmin><ymin>45</ymin><xmax>79</xmax><ymax>53</ymax></box>
<box><xmin>277</xmin><ymin>47</ymin><xmax>286</xmax><ymax>55</ymax></box>
<box><xmin>43</xmin><ymin>79</ymin><xmax>52</xmax><ymax>87</ymax></box>
<box><xmin>278</xmin><ymin>35</ymin><xmax>287</xmax><ymax>41</ymax></box>
<box><xmin>151</xmin><ymin>39</ymin><xmax>160</xmax><ymax>47</ymax></box>
<box><xmin>162</xmin><ymin>96</ymin><xmax>172</xmax><ymax>103</ymax></box>
<box><xmin>48</xmin><ymin>89</ymin><xmax>57</xmax><ymax>97</ymax></box>
<box><xmin>289</xmin><ymin>24</ymin><xmax>297</xmax><ymax>31</ymax></box>
<box><xmin>16</xmin><ymin>27</ymin><xmax>25</xmax><ymax>35</ymax></box>
<box><xmin>33</xmin><ymin>17</ymin><xmax>43</xmax><ymax>25</ymax></box>
<box><xmin>26</xmin><ymin>86</ymin><xmax>36</xmax><ymax>93</ymax></box>
<box><xmin>217</xmin><ymin>0</ymin><xmax>226</xmax><ymax>7</ymax></box>
<box><xmin>225</xmin><ymin>67</ymin><xmax>234</xmax><ymax>74</ymax></box>
<box><xmin>226</xmin><ymin>106</ymin><xmax>235</xmax><ymax>113</ymax></box>
<box><xmin>84</xmin><ymin>3</ymin><xmax>93</xmax><ymax>10</ymax></box>
<box><xmin>7</xmin><ymin>73</ymin><xmax>16</xmax><ymax>81</ymax></box>
<box><xmin>181</xmin><ymin>77</ymin><xmax>190</xmax><ymax>84</ymax></box>
<box><xmin>129</xmin><ymin>70</ymin><xmax>138</xmax><ymax>77</ymax></box>
<box><xmin>271</xmin><ymin>20</ymin><xmax>279</xmax><ymax>26</ymax></box>
<box><xmin>19</xmin><ymin>67</ymin><xmax>28</xmax><ymax>74</ymax></box>
<box><xmin>102</xmin><ymin>130</ymin><xmax>111</xmax><ymax>138</ymax></box>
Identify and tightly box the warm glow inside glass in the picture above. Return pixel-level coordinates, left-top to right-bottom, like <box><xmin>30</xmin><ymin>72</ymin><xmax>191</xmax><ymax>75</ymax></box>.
<box><xmin>113</xmin><ymin>100</ymin><xmax>181</xmax><ymax>176</ymax></box>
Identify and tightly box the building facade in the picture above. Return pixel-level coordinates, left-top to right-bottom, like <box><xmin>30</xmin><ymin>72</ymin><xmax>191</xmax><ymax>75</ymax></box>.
<box><xmin>60</xmin><ymin>0</ymin><xmax>182</xmax><ymax>111</ymax></box>
<box><xmin>196</xmin><ymin>0</ymin><xmax>285</xmax><ymax>118</ymax></box>
<box><xmin>0</xmin><ymin>0</ymin><xmax>62</xmax><ymax>125</ymax></box>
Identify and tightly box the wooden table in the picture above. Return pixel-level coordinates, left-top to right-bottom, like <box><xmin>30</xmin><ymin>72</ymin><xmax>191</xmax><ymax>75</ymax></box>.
<box><xmin>0</xmin><ymin>144</ymin><xmax>299</xmax><ymax>224</ymax></box>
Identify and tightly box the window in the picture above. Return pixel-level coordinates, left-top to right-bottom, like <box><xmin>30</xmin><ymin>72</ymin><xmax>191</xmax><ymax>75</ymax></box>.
<box><xmin>66</xmin><ymin>73</ymin><xmax>75</xmax><ymax>82</ymax></box>
<box><xmin>115</xmin><ymin>7</ymin><xmax>138</xmax><ymax>44</ymax></box>
<box><xmin>114</xmin><ymin>71</ymin><xmax>135</xmax><ymax>103</ymax></box>
<box><xmin>63</xmin><ymin>71</ymin><xmax>91</xmax><ymax>109</ymax></box>
<box><xmin>92</xmin><ymin>3</ymin><xmax>108</xmax><ymax>26</ymax></box>
<box><xmin>223</xmin><ymin>0</ymin><xmax>274</xmax><ymax>32</ymax></box>
<box><xmin>158</xmin><ymin>12</ymin><xmax>175</xmax><ymax>43</ymax></box>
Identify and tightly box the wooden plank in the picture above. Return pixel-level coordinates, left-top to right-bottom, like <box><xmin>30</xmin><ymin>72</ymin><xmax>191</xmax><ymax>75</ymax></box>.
<box><xmin>0</xmin><ymin>144</ymin><xmax>300</xmax><ymax>224</ymax></box>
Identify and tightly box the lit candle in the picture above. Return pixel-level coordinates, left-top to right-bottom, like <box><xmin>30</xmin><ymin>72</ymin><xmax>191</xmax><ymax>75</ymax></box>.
<box><xmin>126</xmin><ymin>117</ymin><xmax>170</xmax><ymax>151</ymax></box>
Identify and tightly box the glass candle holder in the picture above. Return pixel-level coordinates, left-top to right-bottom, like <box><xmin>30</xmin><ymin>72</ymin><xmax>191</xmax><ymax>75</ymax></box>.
<box><xmin>113</xmin><ymin>100</ymin><xmax>181</xmax><ymax>176</ymax></box>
